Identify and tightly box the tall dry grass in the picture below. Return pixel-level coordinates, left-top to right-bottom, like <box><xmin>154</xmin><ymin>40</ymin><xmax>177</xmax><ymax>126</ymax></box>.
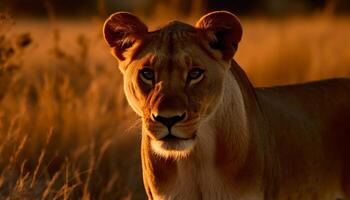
<box><xmin>0</xmin><ymin>14</ymin><xmax>144</xmax><ymax>199</ymax></box>
<box><xmin>0</xmin><ymin>11</ymin><xmax>349</xmax><ymax>199</ymax></box>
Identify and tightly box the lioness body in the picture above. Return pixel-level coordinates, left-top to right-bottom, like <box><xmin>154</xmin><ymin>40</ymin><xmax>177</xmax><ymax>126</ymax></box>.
<box><xmin>103</xmin><ymin>11</ymin><xmax>350</xmax><ymax>199</ymax></box>
<box><xmin>257</xmin><ymin>78</ymin><xmax>350</xmax><ymax>199</ymax></box>
<box><xmin>142</xmin><ymin>63</ymin><xmax>350</xmax><ymax>200</ymax></box>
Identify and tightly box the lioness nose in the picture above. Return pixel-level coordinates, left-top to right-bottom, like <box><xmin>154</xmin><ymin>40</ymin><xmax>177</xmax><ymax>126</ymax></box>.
<box><xmin>153</xmin><ymin>113</ymin><xmax>186</xmax><ymax>129</ymax></box>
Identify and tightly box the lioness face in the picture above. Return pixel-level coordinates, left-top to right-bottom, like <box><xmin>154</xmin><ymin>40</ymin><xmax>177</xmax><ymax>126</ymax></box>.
<box><xmin>123</xmin><ymin>30</ymin><xmax>228</xmax><ymax>157</ymax></box>
<box><xmin>104</xmin><ymin>11</ymin><xmax>242</xmax><ymax>158</ymax></box>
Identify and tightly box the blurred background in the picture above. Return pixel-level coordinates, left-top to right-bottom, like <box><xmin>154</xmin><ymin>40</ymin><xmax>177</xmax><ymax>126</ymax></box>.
<box><xmin>0</xmin><ymin>0</ymin><xmax>349</xmax><ymax>199</ymax></box>
<box><xmin>2</xmin><ymin>0</ymin><xmax>350</xmax><ymax>16</ymax></box>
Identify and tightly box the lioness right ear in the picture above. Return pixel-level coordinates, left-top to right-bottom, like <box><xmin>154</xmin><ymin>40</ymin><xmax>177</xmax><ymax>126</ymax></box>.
<box><xmin>103</xmin><ymin>12</ymin><xmax>148</xmax><ymax>61</ymax></box>
<box><xmin>196</xmin><ymin>11</ymin><xmax>242</xmax><ymax>61</ymax></box>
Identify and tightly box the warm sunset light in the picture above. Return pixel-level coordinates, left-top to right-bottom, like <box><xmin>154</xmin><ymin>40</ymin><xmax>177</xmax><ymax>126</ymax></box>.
<box><xmin>0</xmin><ymin>0</ymin><xmax>349</xmax><ymax>199</ymax></box>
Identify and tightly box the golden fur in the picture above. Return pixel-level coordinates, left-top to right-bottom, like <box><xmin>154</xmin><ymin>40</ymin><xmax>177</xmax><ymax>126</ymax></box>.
<box><xmin>103</xmin><ymin>11</ymin><xmax>350</xmax><ymax>199</ymax></box>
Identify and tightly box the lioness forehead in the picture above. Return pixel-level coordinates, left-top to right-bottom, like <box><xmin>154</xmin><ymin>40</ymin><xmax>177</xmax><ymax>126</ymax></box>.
<box><xmin>134</xmin><ymin>21</ymin><xmax>212</xmax><ymax>67</ymax></box>
<box><xmin>156</xmin><ymin>21</ymin><xmax>197</xmax><ymax>33</ymax></box>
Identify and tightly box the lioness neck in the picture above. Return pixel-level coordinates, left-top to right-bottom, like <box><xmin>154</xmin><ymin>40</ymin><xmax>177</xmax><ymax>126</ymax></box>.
<box><xmin>141</xmin><ymin>61</ymin><xmax>268</xmax><ymax>199</ymax></box>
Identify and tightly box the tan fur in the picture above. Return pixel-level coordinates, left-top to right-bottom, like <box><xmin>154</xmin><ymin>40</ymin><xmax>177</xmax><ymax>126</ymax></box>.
<box><xmin>104</xmin><ymin>11</ymin><xmax>350</xmax><ymax>199</ymax></box>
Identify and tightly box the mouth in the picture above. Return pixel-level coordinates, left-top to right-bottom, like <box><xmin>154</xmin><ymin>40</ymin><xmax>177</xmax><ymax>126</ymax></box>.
<box><xmin>150</xmin><ymin>132</ymin><xmax>196</xmax><ymax>158</ymax></box>
<box><xmin>158</xmin><ymin>132</ymin><xmax>196</xmax><ymax>142</ymax></box>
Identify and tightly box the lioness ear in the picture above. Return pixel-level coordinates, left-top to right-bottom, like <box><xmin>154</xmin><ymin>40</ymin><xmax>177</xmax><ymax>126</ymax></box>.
<box><xmin>103</xmin><ymin>12</ymin><xmax>148</xmax><ymax>61</ymax></box>
<box><xmin>196</xmin><ymin>11</ymin><xmax>242</xmax><ymax>60</ymax></box>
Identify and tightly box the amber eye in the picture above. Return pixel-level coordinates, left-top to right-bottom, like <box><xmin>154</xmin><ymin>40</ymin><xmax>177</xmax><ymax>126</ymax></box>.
<box><xmin>187</xmin><ymin>68</ymin><xmax>204</xmax><ymax>83</ymax></box>
<box><xmin>139</xmin><ymin>68</ymin><xmax>155</xmax><ymax>84</ymax></box>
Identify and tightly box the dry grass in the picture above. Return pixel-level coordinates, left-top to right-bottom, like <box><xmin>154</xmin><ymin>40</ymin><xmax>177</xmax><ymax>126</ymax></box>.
<box><xmin>0</xmin><ymin>11</ymin><xmax>349</xmax><ymax>199</ymax></box>
<box><xmin>237</xmin><ymin>15</ymin><xmax>350</xmax><ymax>86</ymax></box>
<box><xmin>0</xmin><ymin>14</ymin><xmax>144</xmax><ymax>200</ymax></box>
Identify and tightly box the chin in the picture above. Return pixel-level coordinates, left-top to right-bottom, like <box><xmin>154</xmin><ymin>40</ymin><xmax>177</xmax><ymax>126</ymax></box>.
<box><xmin>150</xmin><ymin>137</ymin><xmax>196</xmax><ymax>159</ymax></box>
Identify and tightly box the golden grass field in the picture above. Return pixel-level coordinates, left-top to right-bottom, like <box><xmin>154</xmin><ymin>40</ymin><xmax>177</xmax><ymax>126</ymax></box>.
<box><xmin>0</xmin><ymin>12</ymin><xmax>350</xmax><ymax>199</ymax></box>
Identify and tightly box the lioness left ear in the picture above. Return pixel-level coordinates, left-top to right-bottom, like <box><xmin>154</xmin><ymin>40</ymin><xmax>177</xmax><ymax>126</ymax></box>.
<box><xmin>196</xmin><ymin>11</ymin><xmax>242</xmax><ymax>60</ymax></box>
<box><xmin>103</xmin><ymin>12</ymin><xmax>148</xmax><ymax>61</ymax></box>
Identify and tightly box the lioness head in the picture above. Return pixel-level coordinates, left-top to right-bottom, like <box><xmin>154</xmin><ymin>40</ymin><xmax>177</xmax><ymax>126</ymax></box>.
<box><xmin>104</xmin><ymin>11</ymin><xmax>242</xmax><ymax>158</ymax></box>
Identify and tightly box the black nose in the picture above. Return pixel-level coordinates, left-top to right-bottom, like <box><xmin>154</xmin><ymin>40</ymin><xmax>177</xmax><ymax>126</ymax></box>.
<box><xmin>153</xmin><ymin>113</ymin><xmax>186</xmax><ymax>129</ymax></box>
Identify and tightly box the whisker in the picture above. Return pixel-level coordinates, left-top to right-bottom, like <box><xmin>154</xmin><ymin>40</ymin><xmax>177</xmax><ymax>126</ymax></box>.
<box><xmin>177</xmin><ymin>119</ymin><xmax>201</xmax><ymax>127</ymax></box>
<box><xmin>123</xmin><ymin>118</ymin><xmax>142</xmax><ymax>135</ymax></box>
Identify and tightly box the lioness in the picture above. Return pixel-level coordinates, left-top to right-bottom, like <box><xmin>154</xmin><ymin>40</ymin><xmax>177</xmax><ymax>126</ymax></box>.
<box><xmin>103</xmin><ymin>11</ymin><xmax>350</xmax><ymax>200</ymax></box>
